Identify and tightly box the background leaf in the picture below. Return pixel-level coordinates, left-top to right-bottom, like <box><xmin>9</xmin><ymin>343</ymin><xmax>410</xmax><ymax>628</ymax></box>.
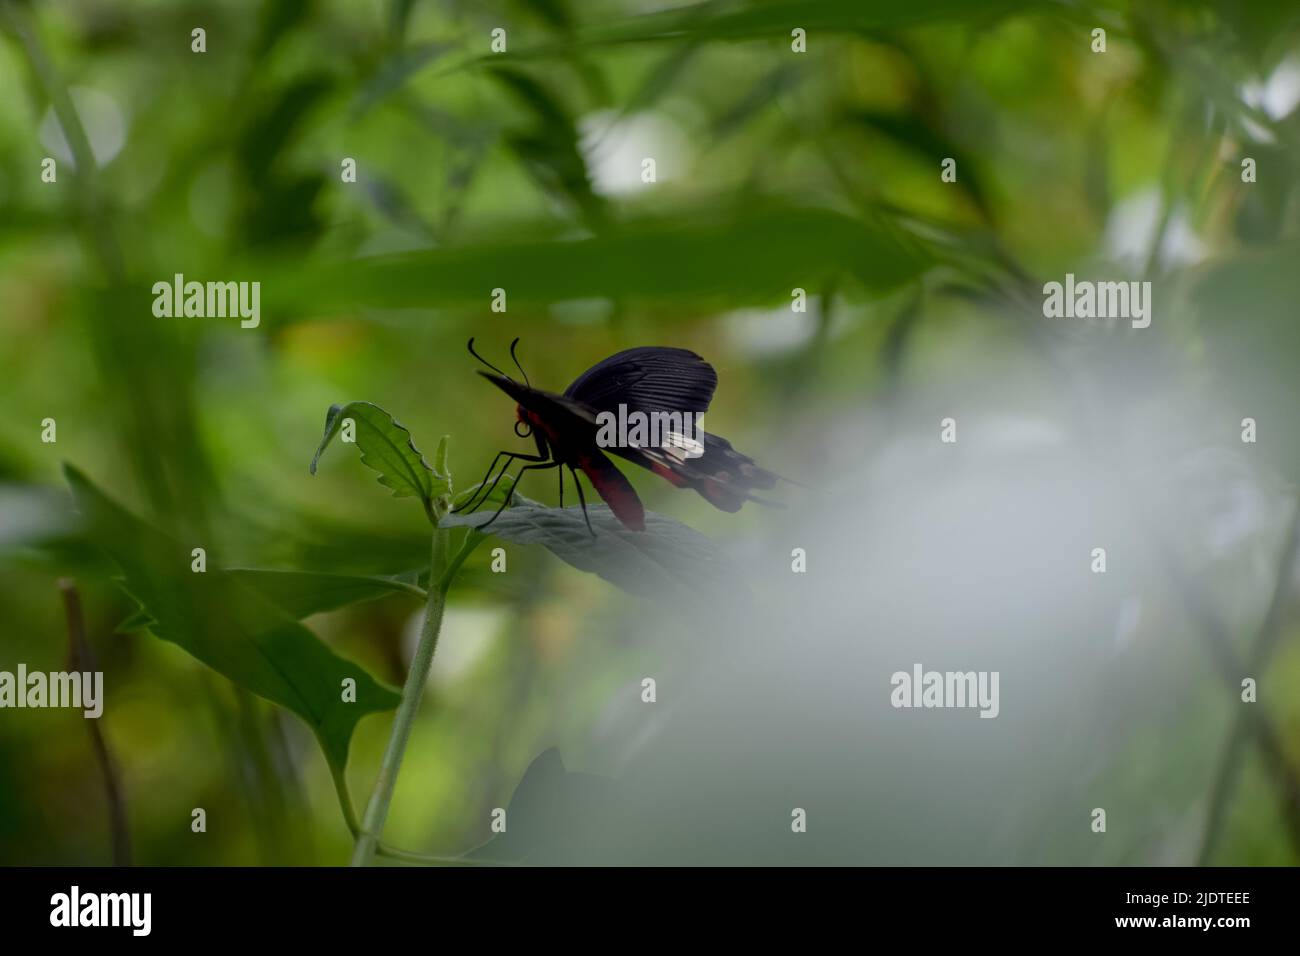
<box><xmin>121</xmin><ymin>570</ymin><xmax>426</xmax><ymax>626</ymax></box>
<box><xmin>493</xmin><ymin>0</ymin><xmax>1042</xmax><ymax>57</ymax></box>
<box><xmin>230</xmin><ymin>568</ymin><xmax>426</xmax><ymax>618</ymax></box>
<box><xmin>271</xmin><ymin>204</ymin><xmax>932</xmax><ymax>314</ymax></box>
<box><xmin>7</xmin><ymin>0</ymin><xmax>1300</xmax><ymax>868</ymax></box>
<box><xmin>65</xmin><ymin>465</ymin><xmax>401</xmax><ymax>777</ymax></box>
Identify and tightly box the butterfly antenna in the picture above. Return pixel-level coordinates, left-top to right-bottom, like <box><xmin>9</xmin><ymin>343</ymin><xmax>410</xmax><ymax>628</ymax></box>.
<box><xmin>509</xmin><ymin>337</ymin><xmax>530</xmax><ymax>387</ymax></box>
<box><xmin>466</xmin><ymin>337</ymin><xmax>511</xmax><ymax>379</ymax></box>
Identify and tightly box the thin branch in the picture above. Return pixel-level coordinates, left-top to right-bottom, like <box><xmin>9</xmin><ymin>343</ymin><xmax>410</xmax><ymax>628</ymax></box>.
<box><xmin>59</xmin><ymin>578</ymin><xmax>131</xmax><ymax>867</ymax></box>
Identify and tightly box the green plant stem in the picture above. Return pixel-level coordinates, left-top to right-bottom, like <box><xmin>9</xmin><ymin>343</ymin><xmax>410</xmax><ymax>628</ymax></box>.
<box><xmin>330</xmin><ymin>763</ymin><xmax>362</xmax><ymax>835</ymax></box>
<box><xmin>437</xmin><ymin>531</ymin><xmax>485</xmax><ymax>592</ymax></box>
<box><xmin>331</xmin><ymin>761</ymin><xmax>478</xmax><ymax>865</ymax></box>
<box><xmin>331</xmin><ymin>528</ymin><xmax>484</xmax><ymax>866</ymax></box>
<box><xmin>350</xmin><ymin>527</ymin><xmax>450</xmax><ymax>866</ymax></box>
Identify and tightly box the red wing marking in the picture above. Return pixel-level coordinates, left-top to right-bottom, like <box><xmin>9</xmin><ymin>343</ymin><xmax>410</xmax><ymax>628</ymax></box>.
<box><xmin>650</xmin><ymin>461</ymin><xmax>690</xmax><ymax>488</ymax></box>
<box><xmin>577</xmin><ymin>451</ymin><xmax>646</xmax><ymax>531</ymax></box>
<box><xmin>697</xmin><ymin>477</ymin><xmax>745</xmax><ymax>512</ymax></box>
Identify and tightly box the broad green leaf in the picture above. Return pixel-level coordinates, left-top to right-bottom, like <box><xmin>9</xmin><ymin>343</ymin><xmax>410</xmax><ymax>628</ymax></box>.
<box><xmin>442</xmin><ymin>502</ymin><xmax>744</xmax><ymax>601</ymax></box>
<box><xmin>485</xmin><ymin>0</ymin><xmax>1043</xmax><ymax>59</ymax></box>
<box><xmin>310</xmin><ymin>401</ymin><xmax>448</xmax><ymax>521</ymax></box>
<box><xmin>64</xmin><ymin>465</ymin><xmax>401</xmax><ymax>776</ymax></box>
<box><xmin>271</xmin><ymin>204</ymin><xmax>931</xmax><ymax>314</ymax></box>
<box><xmin>609</xmin><ymin>0</ymin><xmax>1040</xmax><ymax>41</ymax></box>
<box><xmin>229</xmin><ymin>569</ymin><xmax>426</xmax><ymax>618</ymax></box>
<box><xmin>120</xmin><ymin>570</ymin><xmax>425</xmax><ymax>627</ymax></box>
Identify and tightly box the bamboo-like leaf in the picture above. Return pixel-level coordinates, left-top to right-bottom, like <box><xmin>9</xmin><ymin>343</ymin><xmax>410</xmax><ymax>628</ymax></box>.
<box><xmin>483</xmin><ymin>0</ymin><xmax>1042</xmax><ymax>59</ymax></box>
<box><xmin>271</xmin><ymin>204</ymin><xmax>932</xmax><ymax>314</ymax></box>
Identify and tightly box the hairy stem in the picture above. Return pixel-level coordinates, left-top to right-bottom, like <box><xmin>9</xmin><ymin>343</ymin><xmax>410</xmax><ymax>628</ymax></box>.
<box><xmin>437</xmin><ymin>531</ymin><xmax>485</xmax><ymax>593</ymax></box>
<box><xmin>350</xmin><ymin>527</ymin><xmax>449</xmax><ymax>866</ymax></box>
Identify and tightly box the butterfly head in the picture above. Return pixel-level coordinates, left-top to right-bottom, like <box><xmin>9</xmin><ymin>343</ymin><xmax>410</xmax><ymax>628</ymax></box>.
<box><xmin>467</xmin><ymin>338</ymin><xmax>536</xmax><ymax>438</ymax></box>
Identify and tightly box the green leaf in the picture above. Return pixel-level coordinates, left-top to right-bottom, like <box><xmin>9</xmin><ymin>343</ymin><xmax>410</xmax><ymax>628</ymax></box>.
<box><xmin>310</xmin><ymin>401</ymin><xmax>447</xmax><ymax>521</ymax></box>
<box><xmin>271</xmin><ymin>204</ymin><xmax>932</xmax><ymax>314</ymax></box>
<box><xmin>64</xmin><ymin>465</ymin><xmax>401</xmax><ymax>777</ymax></box>
<box><xmin>237</xmin><ymin>75</ymin><xmax>334</xmax><ymax>187</ymax></box>
<box><xmin>118</xmin><ymin>570</ymin><xmax>424</xmax><ymax>628</ymax></box>
<box><xmin>614</xmin><ymin>0</ymin><xmax>1040</xmax><ymax>41</ymax></box>
<box><xmin>352</xmin><ymin>41</ymin><xmax>456</xmax><ymax>118</ymax></box>
<box><xmin>490</xmin><ymin>0</ymin><xmax>1043</xmax><ymax>58</ymax></box>
<box><xmin>840</xmin><ymin>109</ymin><xmax>993</xmax><ymax>221</ymax></box>
<box><xmin>229</xmin><ymin>568</ymin><xmax>426</xmax><ymax>618</ymax></box>
<box><xmin>442</xmin><ymin>502</ymin><xmax>744</xmax><ymax>601</ymax></box>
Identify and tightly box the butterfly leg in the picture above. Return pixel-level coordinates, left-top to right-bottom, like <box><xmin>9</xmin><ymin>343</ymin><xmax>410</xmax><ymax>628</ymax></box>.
<box><xmin>557</xmin><ymin>467</ymin><xmax>564</xmax><ymax>510</ymax></box>
<box><xmin>452</xmin><ymin>451</ymin><xmax>512</xmax><ymax>514</ymax></box>
<box><xmin>454</xmin><ymin>450</ymin><xmax>550</xmax><ymax>514</ymax></box>
<box><xmin>477</xmin><ymin>460</ymin><xmax>561</xmax><ymax>531</ymax></box>
<box><xmin>568</xmin><ymin>465</ymin><xmax>596</xmax><ymax>538</ymax></box>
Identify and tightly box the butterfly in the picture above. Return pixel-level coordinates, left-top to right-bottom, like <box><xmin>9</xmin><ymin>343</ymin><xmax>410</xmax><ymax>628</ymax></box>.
<box><xmin>454</xmin><ymin>338</ymin><xmax>781</xmax><ymax>535</ymax></box>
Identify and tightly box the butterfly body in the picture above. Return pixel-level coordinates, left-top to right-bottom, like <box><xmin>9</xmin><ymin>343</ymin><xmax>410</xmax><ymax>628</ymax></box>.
<box><xmin>460</xmin><ymin>341</ymin><xmax>779</xmax><ymax>534</ymax></box>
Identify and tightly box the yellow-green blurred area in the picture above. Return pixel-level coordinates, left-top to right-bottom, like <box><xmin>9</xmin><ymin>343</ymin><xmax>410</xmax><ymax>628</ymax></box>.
<box><xmin>2</xmin><ymin>0</ymin><xmax>1300</xmax><ymax>865</ymax></box>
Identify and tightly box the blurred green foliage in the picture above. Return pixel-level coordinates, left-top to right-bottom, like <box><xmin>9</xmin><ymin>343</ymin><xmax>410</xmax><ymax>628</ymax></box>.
<box><xmin>1</xmin><ymin>0</ymin><xmax>1299</xmax><ymax>865</ymax></box>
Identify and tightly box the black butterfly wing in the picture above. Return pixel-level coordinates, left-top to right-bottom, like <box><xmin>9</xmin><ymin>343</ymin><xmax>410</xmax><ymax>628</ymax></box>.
<box><xmin>563</xmin><ymin>348</ymin><xmax>778</xmax><ymax>513</ymax></box>
<box><xmin>563</xmin><ymin>347</ymin><xmax>717</xmax><ymax>416</ymax></box>
<box><xmin>609</xmin><ymin>431</ymin><xmax>779</xmax><ymax>512</ymax></box>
